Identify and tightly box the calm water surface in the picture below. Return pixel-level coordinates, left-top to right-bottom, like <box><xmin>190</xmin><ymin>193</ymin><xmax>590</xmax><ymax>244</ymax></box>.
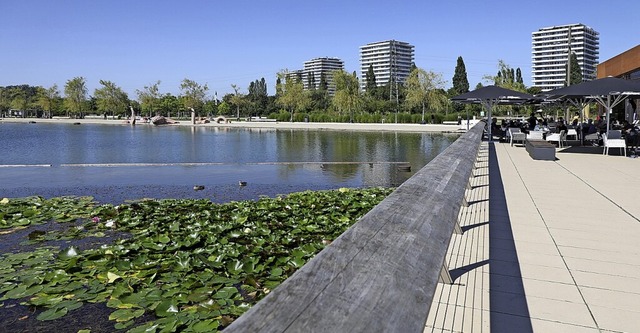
<box><xmin>0</xmin><ymin>122</ymin><xmax>459</xmax><ymax>203</ymax></box>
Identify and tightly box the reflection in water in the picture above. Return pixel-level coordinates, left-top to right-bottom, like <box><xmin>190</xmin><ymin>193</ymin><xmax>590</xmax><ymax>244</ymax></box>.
<box><xmin>0</xmin><ymin>123</ymin><xmax>459</xmax><ymax>203</ymax></box>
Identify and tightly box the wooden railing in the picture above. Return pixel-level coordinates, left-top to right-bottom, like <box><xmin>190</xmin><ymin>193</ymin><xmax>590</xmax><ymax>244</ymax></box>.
<box><xmin>225</xmin><ymin>122</ymin><xmax>486</xmax><ymax>332</ymax></box>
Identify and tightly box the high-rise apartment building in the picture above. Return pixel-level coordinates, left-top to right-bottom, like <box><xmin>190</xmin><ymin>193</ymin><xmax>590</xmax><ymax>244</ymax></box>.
<box><xmin>302</xmin><ymin>57</ymin><xmax>344</xmax><ymax>95</ymax></box>
<box><xmin>359</xmin><ymin>40</ymin><xmax>415</xmax><ymax>91</ymax></box>
<box><xmin>532</xmin><ymin>23</ymin><xmax>599</xmax><ymax>91</ymax></box>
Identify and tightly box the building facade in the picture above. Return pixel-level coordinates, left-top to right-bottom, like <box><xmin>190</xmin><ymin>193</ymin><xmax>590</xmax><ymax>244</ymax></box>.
<box><xmin>359</xmin><ymin>40</ymin><xmax>415</xmax><ymax>91</ymax></box>
<box><xmin>597</xmin><ymin>45</ymin><xmax>640</xmax><ymax>122</ymax></box>
<box><xmin>302</xmin><ymin>57</ymin><xmax>344</xmax><ymax>95</ymax></box>
<box><xmin>596</xmin><ymin>44</ymin><xmax>640</xmax><ymax>81</ymax></box>
<box><xmin>532</xmin><ymin>23</ymin><xmax>599</xmax><ymax>91</ymax></box>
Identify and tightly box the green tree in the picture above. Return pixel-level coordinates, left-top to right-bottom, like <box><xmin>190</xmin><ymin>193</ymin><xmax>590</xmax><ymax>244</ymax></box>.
<box><xmin>136</xmin><ymin>80</ymin><xmax>162</xmax><ymax>116</ymax></box>
<box><xmin>515</xmin><ymin>68</ymin><xmax>524</xmax><ymax>85</ymax></box>
<box><xmin>0</xmin><ymin>87</ymin><xmax>10</xmax><ymax>113</ymax></box>
<box><xmin>365</xmin><ymin>64</ymin><xmax>377</xmax><ymax>97</ymax></box>
<box><xmin>248</xmin><ymin>78</ymin><xmax>268</xmax><ymax>116</ymax></box>
<box><xmin>37</xmin><ymin>84</ymin><xmax>60</xmax><ymax>118</ymax></box>
<box><xmin>10</xmin><ymin>90</ymin><xmax>28</xmax><ymax>115</ymax></box>
<box><xmin>230</xmin><ymin>84</ymin><xmax>246</xmax><ymax>119</ymax></box>
<box><xmin>565</xmin><ymin>53</ymin><xmax>583</xmax><ymax>86</ymax></box>
<box><xmin>318</xmin><ymin>72</ymin><xmax>329</xmax><ymax>92</ymax></box>
<box><xmin>64</xmin><ymin>77</ymin><xmax>88</xmax><ymax>118</ymax></box>
<box><xmin>405</xmin><ymin>68</ymin><xmax>448</xmax><ymax>123</ymax></box>
<box><xmin>94</xmin><ymin>80</ymin><xmax>129</xmax><ymax>118</ymax></box>
<box><xmin>179</xmin><ymin>79</ymin><xmax>209</xmax><ymax>116</ymax></box>
<box><xmin>217</xmin><ymin>101</ymin><xmax>230</xmax><ymax>116</ymax></box>
<box><xmin>332</xmin><ymin>70</ymin><xmax>362</xmax><ymax>122</ymax></box>
<box><xmin>484</xmin><ymin>60</ymin><xmax>526</xmax><ymax>92</ymax></box>
<box><xmin>203</xmin><ymin>99</ymin><xmax>218</xmax><ymax>117</ymax></box>
<box><xmin>452</xmin><ymin>56</ymin><xmax>469</xmax><ymax>95</ymax></box>
<box><xmin>159</xmin><ymin>93</ymin><xmax>181</xmax><ymax>117</ymax></box>
<box><xmin>276</xmin><ymin>70</ymin><xmax>310</xmax><ymax>122</ymax></box>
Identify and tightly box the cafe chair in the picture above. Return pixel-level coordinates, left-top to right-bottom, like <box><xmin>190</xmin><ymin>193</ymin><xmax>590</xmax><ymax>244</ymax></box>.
<box><xmin>546</xmin><ymin>130</ymin><xmax>567</xmax><ymax>148</ymax></box>
<box><xmin>526</xmin><ymin>131</ymin><xmax>544</xmax><ymax>140</ymax></box>
<box><xmin>508</xmin><ymin>128</ymin><xmax>526</xmax><ymax>146</ymax></box>
<box><xmin>602</xmin><ymin>132</ymin><xmax>626</xmax><ymax>156</ymax></box>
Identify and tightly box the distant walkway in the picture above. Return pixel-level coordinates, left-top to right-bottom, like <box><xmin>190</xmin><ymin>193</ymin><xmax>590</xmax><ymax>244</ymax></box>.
<box><xmin>427</xmin><ymin>141</ymin><xmax>640</xmax><ymax>332</ymax></box>
<box><xmin>1</xmin><ymin>117</ymin><xmax>465</xmax><ymax>133</ymax></box>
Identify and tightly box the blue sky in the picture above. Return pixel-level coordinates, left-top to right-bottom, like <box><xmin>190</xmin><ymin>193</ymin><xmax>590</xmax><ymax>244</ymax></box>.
<box><xmin>1</xmin><ymin>0</ymin><xmax>638</xmax><ymax>99</ymax></box>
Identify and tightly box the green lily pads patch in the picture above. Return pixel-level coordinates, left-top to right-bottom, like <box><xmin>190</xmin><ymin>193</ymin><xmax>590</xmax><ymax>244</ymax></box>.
<box><xmin>0</xmin><ymin>187</ymin><xmax>392</xmax><ymax>332</ymax></box>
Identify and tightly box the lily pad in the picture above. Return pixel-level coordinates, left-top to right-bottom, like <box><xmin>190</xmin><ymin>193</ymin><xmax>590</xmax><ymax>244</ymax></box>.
<box><xmin>37</xmin><ymin>306</ymin><xmax>68</xmax><ymax>321</ymax></box>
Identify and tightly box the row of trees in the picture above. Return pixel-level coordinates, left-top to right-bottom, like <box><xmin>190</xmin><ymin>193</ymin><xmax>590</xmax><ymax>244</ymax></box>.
<box><xmin>0</xmin><ymin>57</ymin><xmax>541</xmax><ymax>122</ymax></box>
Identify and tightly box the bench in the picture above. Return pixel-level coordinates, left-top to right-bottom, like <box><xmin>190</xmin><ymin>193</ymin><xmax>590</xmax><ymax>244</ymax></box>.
<box><xmin>525</xmin><ymin>139</ymin><xmax>556</xmax><ymax>160</ymax></box>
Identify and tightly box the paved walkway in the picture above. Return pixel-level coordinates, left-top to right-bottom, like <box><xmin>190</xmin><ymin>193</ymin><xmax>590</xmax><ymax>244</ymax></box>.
<box><xmin>426</xmin><ymin>141</ymin><xmax>640</xmax><ymax>332</ymax></box>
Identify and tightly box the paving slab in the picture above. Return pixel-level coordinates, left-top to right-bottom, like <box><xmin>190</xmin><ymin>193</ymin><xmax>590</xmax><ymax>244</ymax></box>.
<box><xmin>427</xmin><ymin>141</ymin><xmax>640</xmax><ymax>332</ymax></box>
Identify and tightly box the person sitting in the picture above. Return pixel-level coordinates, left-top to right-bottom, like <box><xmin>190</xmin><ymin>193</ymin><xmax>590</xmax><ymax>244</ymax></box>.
<box><xmin>534</xmin><ymin>119</ymin><xmax>546</xmax><ymax>131</ymax></box>
<box><xmin>556</xmin><ymin>120</ymin><xmax>568</xmax><ymax>134</ymax></box>
<box><xmin>572</xmin><ymin>112</ymin><xmax>580</xmax><ymax>126</ymax></box>
<box><xmin>491</xmin><ymin>117</ymin><xmax>506</xmax><ymax>141</ymax></box>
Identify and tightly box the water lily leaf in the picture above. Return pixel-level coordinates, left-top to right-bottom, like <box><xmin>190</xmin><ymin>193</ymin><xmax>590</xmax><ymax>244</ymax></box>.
<box><xmin>109</xmin><ymin>308</ymin><xmax>145</xmax><ymax>322</ymax></box>
<box><xmin>155</xmin><ymin>300</ymin><xmax>179</xmax><ymax>317</ymax></box>
<box><xmin>59</xmin><ymin>300</ymin><xmax>83</xmax><ymax>311</ymax></box>
<box><xmin>191</xmin><ymin>319</ymin><xmax>220</xmax><ymax>332</ymax></box>
<box><xmin>144</xmin><ymin>289</ymin><xmax>163</xmax><ymax>302</ymax></box>
<box><xmin>226</xmin><ymin>260</ymin><xmax>243</xmax><ymax>274</ymax></box>
<box><xmin>37</xmin><ymin>306</ymin><xmax>68</xmax><ymax>321</ymax></box>
<box><xmin>158</xmin><ymin>234</ymin><xmax>171</xmax><ymax>244</ymax></box>
<box><xmin>213</xmin><ymin>287</ymin><xmax>237</xmax><ymax>300</ymax></box>
<box><xmin>23</xmin><ymin>285</ymin><xmax>44</xmax><ymax>297</ymax></box>
<box><xmin>4</xmin><ymin>285</ymin><xmax>27</xmax><ymax>299</ymax></box>
<box><xmin>270</xmin><ymin>267</ymin><xmax>283</xmax><ymax>277</ymax></box>
<box><xmin>290</xmin><ymin>257</ymin><xmax>306</xmax><ymax>268</ymax></box>
<box><xmin>114</xmin><ymin>321</ymin><xmax>134</xmax><ymax>329</ymax></box>
<box><xmin>58</xmin><ymin>246</ymin><xmax>80</xmax><ymax>260</ymax></box>
<box><xmin>114</xmin><ymin>260</ymin><xmax>132</xmax><ymax>271</ymax></box>
<box><xmin>107</xmin><ymin>272</ymin><xmax>121</xmax><ymax>283</ymax></box>
<box><xmin>15</xmin><ymin>217</ymin><xmax>31</xmax><ymax>226</ymax></box>
<box><xmin>127</xmin><ymin>322</ymin><xmax>159</xmax><ymax>333</ymax></box>
<box><xmin>22</xmin><ymin>208</ymin><xmax>38</xmax><ymax>218</ymax></box>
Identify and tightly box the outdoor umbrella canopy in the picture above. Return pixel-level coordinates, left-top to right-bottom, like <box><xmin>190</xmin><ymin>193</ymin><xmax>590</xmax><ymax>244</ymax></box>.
<box><xmin>451</xmin><ymin>85</ymin><xmax>535</xmax><ymax>139</ymax></box>
<box><xmin>541</xmin><ymin>77</ymin><xmax>640</xmax><ymax>143</ymax></box>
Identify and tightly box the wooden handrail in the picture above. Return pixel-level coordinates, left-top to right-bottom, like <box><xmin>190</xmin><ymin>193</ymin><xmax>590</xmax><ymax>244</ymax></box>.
<box><xmin>225</xmin><ymin>122</ymin><xmax>485</xmax><ymax>332</ymax></box>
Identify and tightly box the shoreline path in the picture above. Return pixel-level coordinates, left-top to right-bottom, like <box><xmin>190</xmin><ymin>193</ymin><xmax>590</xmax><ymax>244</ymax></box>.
<box><xmin>1</xmin><ymin>117</ymin><xmax>471</xmax><ymax>133</ymax></box>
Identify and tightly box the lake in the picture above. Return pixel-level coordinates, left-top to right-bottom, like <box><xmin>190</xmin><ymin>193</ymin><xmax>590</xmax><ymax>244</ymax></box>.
<box><xmin>0</xmin><ymin>122</ymin><xmax>459</xmax><ymax>203</ymax></box>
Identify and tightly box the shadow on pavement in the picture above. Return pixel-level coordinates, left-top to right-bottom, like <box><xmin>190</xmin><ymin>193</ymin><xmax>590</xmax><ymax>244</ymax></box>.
<box><xmin>489</xmin><ymin>142</ymin><xmax>534</xmax><ymax>332</ymax></box>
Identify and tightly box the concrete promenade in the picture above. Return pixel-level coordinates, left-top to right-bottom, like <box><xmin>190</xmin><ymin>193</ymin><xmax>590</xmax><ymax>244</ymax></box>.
<box><xmin>1</xmin><ymin>117</ymin><xmax>468</xmax><ymax>133</ymax></box>
<box><xmin>427</xmin><ymin>141</ymin><xmax>640</xmax><ymax>332</ymax></box>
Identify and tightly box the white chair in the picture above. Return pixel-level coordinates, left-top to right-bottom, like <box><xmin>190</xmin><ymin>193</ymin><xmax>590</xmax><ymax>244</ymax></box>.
<box><xmin>527</xmin><ymin>131</ymin><xmax>544</xmax><ymax>140</ymax></box>
<box><xmin>509</xmin><ymin>128</ymin><xmax>526</xmax><ymax>146</ymax></box>
<box><xmin>546</xmin><ymin>130</ymin><xmax>567</xmax><ymax>148</ymax></box>
<box><xmin>603</xmin><ymin>132</ymin><xmax>626</xmax><ymax>156</ymax></box>
<box><xmin>566</xmin><ymin>128</ymin><xmax>578</xmax><ymax>141</ymax></box>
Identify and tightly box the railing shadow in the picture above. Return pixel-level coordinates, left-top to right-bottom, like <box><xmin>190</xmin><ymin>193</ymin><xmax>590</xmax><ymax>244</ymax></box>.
<box><xmin>488</xmin><ymin>142</ymin><xmax>534</xmax><ymax>332</ymax></box>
